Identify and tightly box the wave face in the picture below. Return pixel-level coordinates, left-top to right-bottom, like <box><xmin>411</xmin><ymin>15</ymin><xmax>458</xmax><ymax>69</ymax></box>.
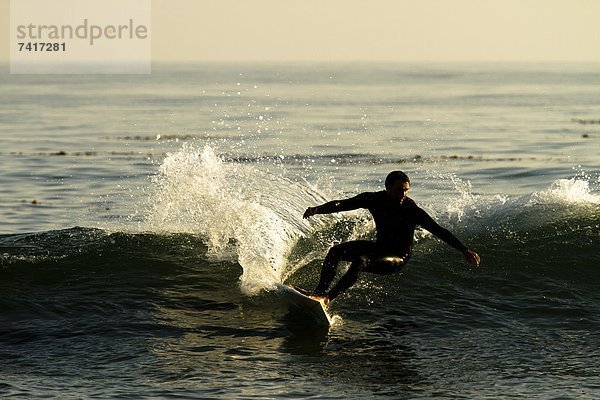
<box><xmin>3</xmin><ymin>146</ymin><xmax>597</xmax><ymax>298</ymax></box>
<box><xmin>144</xmin><ymin>146</ymin><xmax>599</xmax><ymax>290</ymax></box>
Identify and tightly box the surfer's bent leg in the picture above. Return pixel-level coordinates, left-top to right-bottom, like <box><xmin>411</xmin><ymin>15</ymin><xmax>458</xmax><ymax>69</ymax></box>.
<box><xmin>326</xmin><ymin>255</ymin><xmax>369</xmax><ymax>300</ymax></box>
<box><xmin>313</xmin><ymin>241</ymin><xmax>376</xmax><ymax>296</ymax></box>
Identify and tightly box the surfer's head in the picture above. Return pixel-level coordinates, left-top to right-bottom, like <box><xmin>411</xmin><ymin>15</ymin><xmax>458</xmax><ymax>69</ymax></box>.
<box><xmin>385</xmin><ymin>171</ymin><xmax>410</xmax><ymax>204</ymax></box>
<box><xmin>385</xmin><ymin>171</ymin><xmax>410</xmax><ymax>190</ymax></box>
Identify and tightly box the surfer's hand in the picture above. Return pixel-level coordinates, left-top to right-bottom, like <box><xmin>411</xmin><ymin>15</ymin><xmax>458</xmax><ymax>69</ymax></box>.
<box><xmin>303</xmin><ymin>207</ymin><xmax>318</xmax><ymax>219</ymax></box>
<box><xmin>463</xmin><ymin>249</ymin><xmax>481</xmax><ymax>267</ymax></box>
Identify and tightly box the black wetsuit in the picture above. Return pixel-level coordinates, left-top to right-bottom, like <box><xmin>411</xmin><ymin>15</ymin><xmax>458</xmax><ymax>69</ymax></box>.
<box><xmin>313</xmin><ymin>191</ymin><xmax>468</xmax><ymax>299</ymax></box>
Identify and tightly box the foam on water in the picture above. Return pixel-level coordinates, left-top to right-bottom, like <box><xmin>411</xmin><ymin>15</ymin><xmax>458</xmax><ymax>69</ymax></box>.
<box><xmin>142</xmin><ymin>144</ymin><xmax>327</xmax><ymax>294</ymax></box>
<box><xmin>443</xmin><ymin>173</ymin><xmax>599</xmax><ymax>218</ymax></box>
<box><xmin>530</xmin><ymin>177</ymin><xmax>600</xmax><ymax>205</ymax></box>
<box><xmin>409</xmin><ymin>172</ymin><xmax>600</xmax><ymax>250</ymax></box>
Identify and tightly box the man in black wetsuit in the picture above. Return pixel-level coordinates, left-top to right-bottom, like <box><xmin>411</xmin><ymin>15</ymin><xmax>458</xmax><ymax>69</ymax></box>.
<box><xmin>303</xmin><ymin>171</ymin><xmax>481</xmax><ymax>304</ymax></box>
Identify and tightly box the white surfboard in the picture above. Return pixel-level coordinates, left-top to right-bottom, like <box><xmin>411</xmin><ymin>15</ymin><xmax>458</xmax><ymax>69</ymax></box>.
<box><xmin>275</xmin><ymin>283</ymin><xmax>331</xmax><ymax>326</ymax></box>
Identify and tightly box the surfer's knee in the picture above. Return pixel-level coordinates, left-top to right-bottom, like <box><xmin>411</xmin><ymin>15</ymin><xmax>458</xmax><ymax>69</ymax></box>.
<box><xmin>367</xmin><ymin>255</ymin><xmax>409</xmax><ymax>274</ymax></box>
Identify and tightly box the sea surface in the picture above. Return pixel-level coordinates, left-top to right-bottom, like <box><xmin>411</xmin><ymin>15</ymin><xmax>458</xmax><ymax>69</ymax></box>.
<box><xmin>0</xmin><ymin>63</ymin><xmax>599</xmax><ymax>399</ymax></box>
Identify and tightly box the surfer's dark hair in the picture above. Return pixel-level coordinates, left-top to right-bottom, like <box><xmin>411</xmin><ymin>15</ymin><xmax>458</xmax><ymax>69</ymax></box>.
<box><xmin>385</xmin><ymin>171</ymin><xmax>410</xmax><ymax>189</ymax></box>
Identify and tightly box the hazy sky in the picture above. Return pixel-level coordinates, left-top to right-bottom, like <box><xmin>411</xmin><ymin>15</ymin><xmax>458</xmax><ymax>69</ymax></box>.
<box><xmin>2</xmin><ymin>0</ymin><xmax>599</xmax><ymax>62</ymax></box>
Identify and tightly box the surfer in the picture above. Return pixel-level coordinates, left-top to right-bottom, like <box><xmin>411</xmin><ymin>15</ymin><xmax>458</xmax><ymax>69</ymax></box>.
<box><xmin>303</xmin><ymin>171</ymin><xmax>481</xmax><ymax>304</ymax></box>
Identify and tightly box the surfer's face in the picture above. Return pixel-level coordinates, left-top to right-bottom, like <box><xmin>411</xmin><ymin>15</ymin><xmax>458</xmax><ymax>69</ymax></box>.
<box><xmin>387</xmin><ymin>181</ymin><xmax>410</xmax><ymax>204</ymax></box>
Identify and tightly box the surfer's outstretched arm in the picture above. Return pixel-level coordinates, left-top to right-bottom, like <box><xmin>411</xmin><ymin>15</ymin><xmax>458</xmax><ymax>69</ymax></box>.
<box><xmin>303</xmin><ymin>193</ymin><xmax>370</xmax><ymax>219</ymax></box>
<box><xmin>417</xmin><ymin>207</ymin><xmax>481</xmax><ymax>267</ymax></box>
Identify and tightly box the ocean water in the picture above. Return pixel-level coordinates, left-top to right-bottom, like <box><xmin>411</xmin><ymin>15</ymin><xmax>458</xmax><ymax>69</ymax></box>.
<box><xmin>0</xmin><ymin>63</ymin><xmax>599</xmax><ymax>399</ymax></box>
